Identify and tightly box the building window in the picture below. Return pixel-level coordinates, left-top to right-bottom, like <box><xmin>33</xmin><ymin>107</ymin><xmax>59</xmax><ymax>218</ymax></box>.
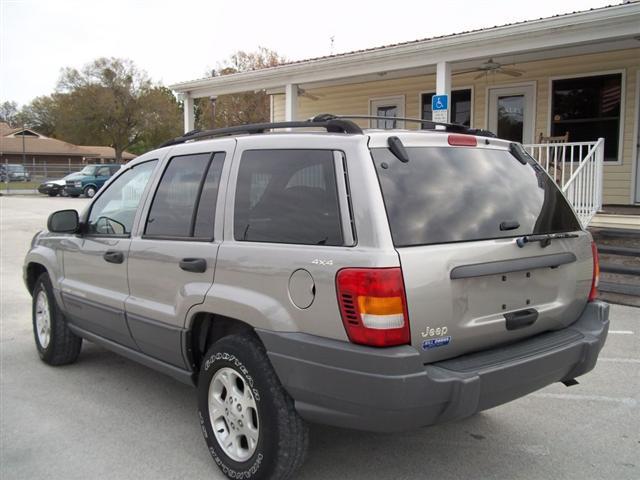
<box><xmin>551</xmin><ymin>73</ymin><xmax>622</xmax><ymax>161</ymax></box>
<box><xmin>369</xmin><ymin>96</ymin><xmax>405</xmax><ymax>129</ymax></box>
<box><xmin>421</xmin><ymin>89</ymin><xmax>472</xmax><ymax>127</ymax></box>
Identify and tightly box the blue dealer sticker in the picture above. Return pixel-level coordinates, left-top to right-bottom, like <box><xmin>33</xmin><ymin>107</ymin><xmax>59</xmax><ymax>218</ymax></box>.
<box><xmin>422</xmin><ymin>336</ymin><xmax>452</xmax><ymax>350</ymax></box>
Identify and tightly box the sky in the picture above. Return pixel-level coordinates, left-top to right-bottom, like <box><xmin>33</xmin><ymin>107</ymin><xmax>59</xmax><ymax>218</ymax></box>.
<box><xmin>0</xmin><ymin>0</ymin><xmax>618</xmax><ymax>106</ymax></box>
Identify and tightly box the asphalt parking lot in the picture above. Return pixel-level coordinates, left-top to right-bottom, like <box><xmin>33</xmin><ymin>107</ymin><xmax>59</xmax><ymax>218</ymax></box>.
<box><xmin>1</xmin><ymin>195</ymin><xmax>638</xmax><ymax>480</ymax></box>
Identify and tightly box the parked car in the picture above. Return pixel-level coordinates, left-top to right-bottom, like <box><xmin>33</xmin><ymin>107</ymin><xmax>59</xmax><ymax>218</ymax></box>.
<box><xmin>63</xmin><ymin>164</ymin><xmax>121</xmax><ymax>198</ymax></box>
<box><xmin>1</xmin><ymin>163</ymin><xmax>31</xmax><ymax>182</ymax></box>
<box><xmin>37</xmin><ymin>173</ymin><xmax>76</xmax><ymax>197</ymax></box>
<box><xmin>24</xmin><ymin>115</ymin><xmax>608</xmax><ymax>480</ymax></box>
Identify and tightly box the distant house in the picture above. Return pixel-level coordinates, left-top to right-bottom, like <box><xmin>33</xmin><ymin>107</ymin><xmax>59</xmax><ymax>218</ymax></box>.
<box><xmin>0</xmin><ymin>123</ymin><xmax>135</xmax><ymax>168</ymax></box>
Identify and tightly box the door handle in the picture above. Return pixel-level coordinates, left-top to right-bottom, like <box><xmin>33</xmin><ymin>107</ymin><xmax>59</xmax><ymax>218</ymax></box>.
<box><xmin>504</xmin><ymin>308</ymin><xmax>538</xmax><ymax>331</ymax></box>
<box><xmin>103</xmin><ymin>250</ymin><xmax>124</xmax><ymax>264</ymax></box>
<box><xmin>179</xmin><ymin>258</ymin><xmax>207</xmax><ymax>273</ymax></box>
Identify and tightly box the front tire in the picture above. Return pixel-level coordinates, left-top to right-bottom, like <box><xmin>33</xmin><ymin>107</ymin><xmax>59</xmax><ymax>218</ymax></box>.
<box><xmin>84</xmin><ymin>186</ymin><xmax>97</xmax><ymax>198</ymax></box>
<box><xmin>47</xmin><ymin>191</ymin><xmax>58</xmax><ymax>197</ymax></box>
<box><xmin>198</xmin><ymin>333</ymin><xmax>308</xmax><ymax>480</ymax></box>
<box><xmin>32</xmin><ymin>273</ymin><xmax>82</xmax><ymax>365</ymax></box>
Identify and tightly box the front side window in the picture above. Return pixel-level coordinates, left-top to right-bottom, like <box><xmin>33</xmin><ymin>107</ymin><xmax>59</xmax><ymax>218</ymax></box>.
<box><xmin>422</xmin><ymin>89</ymin><xmax>472</xmax><ymax>127</ymax></box>
<box><xmin>87</xmin><ymin>160</ymin><xmax>157</xmax><ymax>236</ymax></box>
<box><xmin>551</xmin><ymin>73</ymin><xmax>622</xmax><ymax>161</ymax></box>
<box><xmin>145</xmin><ymin>152</ymin><xmax>225</xmax><ymax>239</ymax></box>
<box><xmin>234</xmin><ymin>149</ymin><xmax>343</xmax><ymax>246</ymax></box>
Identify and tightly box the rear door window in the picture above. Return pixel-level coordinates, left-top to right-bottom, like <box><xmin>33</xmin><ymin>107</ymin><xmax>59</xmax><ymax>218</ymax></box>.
<box><xmin>145</xmin><ymin>152</ymin><xmax>225</xmax><ymax>239</ymax></box>
<box><xmin>234</xmin><ymin>149</ymin><xmax>343</xmax><ymax>245</ymax></box>
<box><xmin>371</xmin><ymin>146</ymin><xmax>581</xmax><ymax>247</ymax></box>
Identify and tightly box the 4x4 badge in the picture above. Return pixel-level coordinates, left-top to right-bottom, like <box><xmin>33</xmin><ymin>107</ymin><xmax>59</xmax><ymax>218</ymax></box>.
<box><xmin>311</xmin><ymin>259</ymin><xmax>333</xmax><ymax>266</ymax></box>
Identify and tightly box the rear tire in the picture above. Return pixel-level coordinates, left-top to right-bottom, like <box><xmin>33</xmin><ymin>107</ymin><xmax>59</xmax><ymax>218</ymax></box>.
<box><xmin>32</xmin><ymin>273</ymin><xmax>82</xmax><ymax>365</ymax></box>
<box><xmin>197</xmin><ymin>333</ymin><xmax>308</xmax><ymax>480</ymax></box>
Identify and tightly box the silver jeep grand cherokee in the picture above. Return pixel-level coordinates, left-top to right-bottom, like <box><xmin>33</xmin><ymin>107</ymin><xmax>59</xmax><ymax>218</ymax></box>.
<box><xmin>23</xmin><ymin>115</ymin><xmax>609</xmax><ymax>480</ymax></box>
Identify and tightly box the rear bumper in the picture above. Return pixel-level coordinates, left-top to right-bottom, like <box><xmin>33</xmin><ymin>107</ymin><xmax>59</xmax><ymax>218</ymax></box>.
<box><xmin>257</xmin><ymin>301</ymin><xmax>609</xmax><ymax>432</ymax></box>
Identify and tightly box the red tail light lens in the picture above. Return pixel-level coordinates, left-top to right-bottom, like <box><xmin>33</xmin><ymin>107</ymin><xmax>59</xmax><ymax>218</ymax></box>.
<box><xmin>589</xmin><ymin>241</ymin><xmax>600</xmax><ymax>302</ymax></box>
<box><xmin>448</xmin><ymin>134</ymin><xmax>477</xmax><ymax>147</ymax></box>
<box><xmin>336</xmin><ymin>267</ymin><xmax>410</xmax><ymax>347</ymax></box>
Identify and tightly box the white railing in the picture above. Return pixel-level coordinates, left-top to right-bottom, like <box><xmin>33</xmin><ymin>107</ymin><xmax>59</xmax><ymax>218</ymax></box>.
<box><xmin>523</xmin><ymin>138</ymin><xmax>605</xmax><ymax>227</ymax></box>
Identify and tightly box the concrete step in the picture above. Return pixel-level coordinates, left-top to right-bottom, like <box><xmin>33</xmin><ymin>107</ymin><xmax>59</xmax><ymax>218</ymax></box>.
<box><xmin>590</xmin><ymin>213</ymin><xmax>640</xmax><ymax>231</ymax></box>
<box><xmin>599</xmin><ymin>281</ymin><xmax>640</xmax><ymax>296</ymax></box>
<box><xmin>600</xmin><ymin>262</ymin><xmax>640</xmax><ymax>276</ymax></box>
<box><xmin>597</xmin><ymin>245</ymin><xmax>640</xmax><ymax>257</ymax></box>
<box><xmin>590</xmin><ymin>225</ymin><xmax>640</xmax><ymax>306</ymax></box>
<box><xmin>597</xmin><ymin>290</ymin><xmax>640</xmax><ymax>308</ymax></box>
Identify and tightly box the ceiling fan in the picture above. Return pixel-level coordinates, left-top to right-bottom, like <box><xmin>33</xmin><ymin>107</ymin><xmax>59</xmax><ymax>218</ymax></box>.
<box><xmin>297</xmin><ymin>88</ymin><xmax>322</xmax><ymax>101</ymax></box>
<box><xmin>453</xmin><ymin>58</ymin><xmax>524</xmax><ymax>80</ymax></box>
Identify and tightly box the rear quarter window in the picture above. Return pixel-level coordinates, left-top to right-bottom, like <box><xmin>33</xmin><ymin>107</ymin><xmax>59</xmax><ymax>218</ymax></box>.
<box><xmin>233</xmin><ymin>149</ymin><xmax>343</xmax><ymax>246</ymax></box>
<box><xmin>372</xmin><ymin>146</ymin><xmax>581</xmax><ymax>247</ymax></box>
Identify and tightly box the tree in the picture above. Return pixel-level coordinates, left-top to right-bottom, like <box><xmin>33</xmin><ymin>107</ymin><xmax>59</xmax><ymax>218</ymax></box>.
<box><xmin>196</xmin><ymin>47</ymin><xmax>286</xmax><ymax>129</ymax></box>
<box><xmin>17</xmin><ymin>95</ymin><xmax>59</xmax><ymax>136</ymax></box>
<box><xmin>54</xmin><ymin>58</ymin><xmax>154</xmax><ymax>161</ymax></box>
<box><xmin>0</xmin><ymin>100</ymin><xmax>19</xmax><ymax>126</ymax></box>
<box><xmin>130</xmin><ymin>86</ymin><xmax>182</xmax><ymax>155</ymax></box>
<box><xmin>6</xmin><ymin>58</ymin><xmax>181</xmax><ymax>156</ymax></box>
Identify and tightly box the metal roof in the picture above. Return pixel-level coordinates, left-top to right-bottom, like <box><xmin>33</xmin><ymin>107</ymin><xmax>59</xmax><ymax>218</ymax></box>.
<box><xmin>170</xmin><ymin>3</ymin><xmax>633</xmax><ymax>90</ymax></box>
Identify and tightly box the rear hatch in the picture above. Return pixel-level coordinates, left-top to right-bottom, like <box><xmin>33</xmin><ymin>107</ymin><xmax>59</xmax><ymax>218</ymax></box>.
<box><xmin>370</xmin><ymin>136</ymin><xmax>594</xmax><ymax>363</ymax></box>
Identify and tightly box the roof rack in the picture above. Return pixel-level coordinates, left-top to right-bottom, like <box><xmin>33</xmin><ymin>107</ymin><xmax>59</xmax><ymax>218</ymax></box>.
<box><xmin>159</xmin><ymin>112</ymin><xmax>496</xmax><ymax>148</ymax></box>
<box><xmin>313</xmin><ymin>114</ymin><xmax>496</xmax><ymax>137</ymax></box>
<box><xmin>159</xmin><ymin>118</ymin><xmax>363</xmax><ymax>147</ymax></box>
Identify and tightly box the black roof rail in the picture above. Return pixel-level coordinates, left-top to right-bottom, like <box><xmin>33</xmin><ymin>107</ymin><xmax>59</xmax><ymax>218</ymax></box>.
<box><xmin>159</xmin><ymin>118</ymin><xmax>363</xmax><ymax>148</ymax></box>
<box><xmin>312</xmin><ymin>114</ymin><xmax>497</xmax><ymax>138</ymax></box>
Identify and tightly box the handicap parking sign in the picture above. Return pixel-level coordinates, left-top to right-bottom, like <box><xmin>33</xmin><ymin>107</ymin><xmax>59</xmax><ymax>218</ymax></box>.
<box><xmin>432</xmin><ymin>95</ymin><xmax>448</xmax><ymax>111</ymax></box>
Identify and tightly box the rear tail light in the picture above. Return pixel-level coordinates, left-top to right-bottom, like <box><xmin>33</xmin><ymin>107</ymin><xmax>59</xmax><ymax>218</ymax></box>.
<box><xmin>588</xmin><ymin>241</ymin><xmax>600</xmax><ymax>302</ymax></box>
<box><xmin>336</xmin><ymin>267</ymin><xmax>410</xmax><ymax>347</ymax></box>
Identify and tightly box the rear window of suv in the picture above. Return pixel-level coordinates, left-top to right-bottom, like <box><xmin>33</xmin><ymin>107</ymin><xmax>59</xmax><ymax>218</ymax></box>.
<box><xmin>371</xmin><ymin>146</ymin><xmax>581</xmax><ymax>247</ymax></box>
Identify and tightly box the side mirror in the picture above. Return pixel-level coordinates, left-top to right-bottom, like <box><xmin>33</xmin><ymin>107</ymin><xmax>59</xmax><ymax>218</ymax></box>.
<box><xmin>47</xmin><ymin>209</ymin><xmax>79</xmax><ymax>233</ymax></box>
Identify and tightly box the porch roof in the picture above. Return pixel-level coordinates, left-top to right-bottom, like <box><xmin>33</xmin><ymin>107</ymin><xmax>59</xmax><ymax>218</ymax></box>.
<box><xmin>170</xmin><ymin>2</ymin><xmax>640</xmax><ymax>98</ymax></box>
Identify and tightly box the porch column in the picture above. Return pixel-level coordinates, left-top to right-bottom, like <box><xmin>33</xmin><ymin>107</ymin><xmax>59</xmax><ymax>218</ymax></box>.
<box><xmin>180</xmin><ymin>93</ymin><xmax>195</xmax><ymax>133</ymax></box>
<box><xmin>436</xmin><ymin>61</ymin><xmax>452</xmax><ymax>123</ymax></box>
<box><xmin>285</xmin><ymin>84</ymin><xmax>298</xmax><ymax>121</ymax></box>
<box><xmin>209</xmin><ymin>96</ymin><xmax>217</xmax><ymax>129</ymax></box>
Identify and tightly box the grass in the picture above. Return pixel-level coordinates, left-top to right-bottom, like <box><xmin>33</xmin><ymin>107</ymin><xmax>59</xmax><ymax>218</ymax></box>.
<box><xmin>0</xmin><ymin>181</ymin><xmax>39</xmax><ymax>190</ymax></box>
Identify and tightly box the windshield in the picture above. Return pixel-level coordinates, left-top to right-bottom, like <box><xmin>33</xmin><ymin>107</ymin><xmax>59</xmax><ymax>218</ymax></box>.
<box><xmin>372</xmin><ymin>146</ymin><xmax>581</xmax><ymax>247</ymax></box>
<box><xmin>79</xmin><ymin>166</ymin><xmax>97</xmax><ymax>175</ymax></box>
<box><xmin>6</xmin><ymin>165</ymin><xmax>24</xmax><ymax>172</ymax></box>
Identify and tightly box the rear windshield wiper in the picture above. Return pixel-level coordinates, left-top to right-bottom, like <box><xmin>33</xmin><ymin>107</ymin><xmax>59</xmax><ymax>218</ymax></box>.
<box><xmin>516</xmin><ymin>232</ymin><xmax>579</xmax><ymax>248</ymax></box>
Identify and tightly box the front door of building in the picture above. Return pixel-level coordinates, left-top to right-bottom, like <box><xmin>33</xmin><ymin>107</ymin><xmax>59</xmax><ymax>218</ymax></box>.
<box><xmin>488</xmin><ymin>85</ymin><xmax>535</xmax><ymax>144</ymax></box>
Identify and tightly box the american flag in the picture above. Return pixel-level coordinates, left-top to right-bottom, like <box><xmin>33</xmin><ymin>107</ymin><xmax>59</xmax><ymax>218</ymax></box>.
<box><xmin>601</xmin><ymin>83</ymin><xmax>621</xmax><ymax>114</ymax></box>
